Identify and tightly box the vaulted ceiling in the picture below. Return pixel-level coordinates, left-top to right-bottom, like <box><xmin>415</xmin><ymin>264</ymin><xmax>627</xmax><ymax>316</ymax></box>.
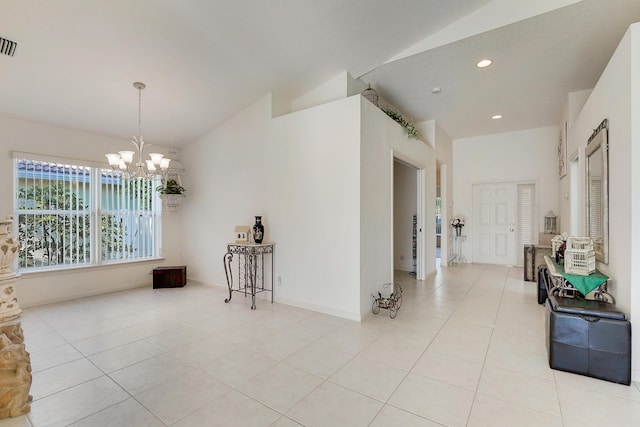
<box><xmin>1</xmin><ymin>0</ymin><xmax>639</xmax><ymax>146</ymax></box>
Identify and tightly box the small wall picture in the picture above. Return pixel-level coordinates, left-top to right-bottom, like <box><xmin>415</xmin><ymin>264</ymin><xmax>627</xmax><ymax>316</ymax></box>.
<box><xmin>234</xmin><ymin>226</ymin><xmax>250</xmax><ymax>243</ymax></box>
<box><xmin>558</xmin><ymin>121</ymin><xmax>567</xmax><ymax>178</ymax></box>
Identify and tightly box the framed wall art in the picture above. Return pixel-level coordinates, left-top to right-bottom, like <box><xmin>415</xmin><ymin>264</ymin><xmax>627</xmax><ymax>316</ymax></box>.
<box><xmin>558</xmin><ymin>121</ymin><xmax>567</xmax><ymax>178</ymax></box>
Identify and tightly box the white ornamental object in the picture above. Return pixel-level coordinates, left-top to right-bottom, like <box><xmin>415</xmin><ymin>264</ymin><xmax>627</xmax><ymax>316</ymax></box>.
<box><xmin>160</xmin><ymin>194</ymin><xmax>185</xmax><ymax>211</ymax></box>
<box><xmin>0</xmin><ymin>217</ymin><xmax>22</xmax><ymax>322</ymax></box>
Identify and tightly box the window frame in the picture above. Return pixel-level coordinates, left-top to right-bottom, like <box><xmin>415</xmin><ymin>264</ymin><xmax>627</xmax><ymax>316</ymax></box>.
<box><xmin>13</xmin><ymin>153</ymin><xmax>163</xmax><ymax>273</ymax></box>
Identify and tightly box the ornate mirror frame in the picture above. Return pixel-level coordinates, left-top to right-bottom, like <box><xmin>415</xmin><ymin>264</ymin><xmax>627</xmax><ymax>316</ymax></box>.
<box><xmin>586</xmin><ymin>119</ymin><xmax>609</xmax><ymax>264</ymax></box>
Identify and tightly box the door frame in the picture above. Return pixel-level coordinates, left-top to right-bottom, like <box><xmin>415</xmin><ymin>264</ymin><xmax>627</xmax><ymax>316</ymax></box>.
<box><xmin>392</xmin><ymin>156</ymin><xmax>425</xmax><ymax>280</ymax></box>
<box><xmin>439</xmin><ymin>163</ymin><xmax>448</xmax><ymax>266</ymax></box>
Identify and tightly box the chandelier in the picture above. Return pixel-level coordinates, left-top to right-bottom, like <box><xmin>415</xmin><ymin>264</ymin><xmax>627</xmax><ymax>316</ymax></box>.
<box><xmin>105</xmin><ymin>82</ymin><xmax>171</xmax><ymax>179</ymax></box>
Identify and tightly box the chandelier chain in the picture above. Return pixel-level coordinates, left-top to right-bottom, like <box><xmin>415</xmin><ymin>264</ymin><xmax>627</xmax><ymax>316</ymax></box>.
<box><xmin>138</xmin><ymin>85</ymin><xmax>142</xmax><ymax>137</ymax></box>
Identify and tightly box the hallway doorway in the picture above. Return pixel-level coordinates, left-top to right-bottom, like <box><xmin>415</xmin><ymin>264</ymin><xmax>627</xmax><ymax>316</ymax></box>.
<box><xmin>393</xmin><ymin>160</ymin><xmax>418</xmax><ymax>275</ymax></box>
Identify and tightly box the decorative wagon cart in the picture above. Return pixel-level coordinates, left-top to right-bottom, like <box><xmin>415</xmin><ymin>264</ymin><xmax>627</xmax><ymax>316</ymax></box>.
<box><xmin>371</xmin><ymin>283</ymin><xmax>403</xmax><ymax>318</ymax></box>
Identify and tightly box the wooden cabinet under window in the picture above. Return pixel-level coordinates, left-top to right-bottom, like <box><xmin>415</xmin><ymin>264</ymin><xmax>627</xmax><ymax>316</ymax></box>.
<box><xmin>153</xmin><ymin>266</ymin><xmax>187</xmax><ymax>288</ymax></box>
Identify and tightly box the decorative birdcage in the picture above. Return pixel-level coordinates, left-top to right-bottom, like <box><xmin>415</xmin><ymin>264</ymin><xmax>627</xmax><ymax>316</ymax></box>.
<box><xmin>564</xmin><ymin>237</ymin><xmax>596</xmax><ymax>275</ymax></box>
<box><xmin>566</xmin><ymin>237</ymin><xmax>594</xmax><ymax>251</ymax></box>
<box><xmin>362</xmin><ymin>84</ymin><xmax>379</xmax><ymax>106</ymax></box>
<box><xmin>544</xmin><ymin>211</ymin><xmax>557</xmax><ymax>234</ymax></box>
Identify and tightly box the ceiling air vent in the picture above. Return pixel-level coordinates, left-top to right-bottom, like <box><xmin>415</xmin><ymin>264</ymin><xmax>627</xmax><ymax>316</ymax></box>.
<box><xmin>0</xmin><ymin>37</ymin><xmax>18</xmax><ymax>57</ymax></box>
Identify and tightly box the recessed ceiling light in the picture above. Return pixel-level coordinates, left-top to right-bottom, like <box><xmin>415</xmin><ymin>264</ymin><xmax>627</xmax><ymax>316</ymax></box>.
<box><xmin>492</xmin><ymin>114</ymin><xmax>503</xmax><ymax>119</ymax></box>
<box><xmin>476</xmin><ymin>59</ymin><xmax>493</xmax><ymax>68</ymax></box>
<box><xmin>431</xmin><ymin>87</ymin><xmax>441</xmax><ymax>94</ymax></box>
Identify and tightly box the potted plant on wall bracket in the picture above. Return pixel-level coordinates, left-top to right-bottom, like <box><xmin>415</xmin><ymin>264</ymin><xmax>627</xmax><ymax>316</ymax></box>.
<box><xmin>156</xmin><ymin>178</ymin><xmax>186</xmax><ymax>211</ymax></box>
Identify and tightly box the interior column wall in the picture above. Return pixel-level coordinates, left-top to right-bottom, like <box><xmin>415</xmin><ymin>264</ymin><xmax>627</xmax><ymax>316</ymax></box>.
<box><xmin>360</xmin><ymin>98</ymin><xmax>436</xmax><ymax>318</ymax></box>
<box><xmin>269</xmin><ymin>96</ymin><xmax>362</xmax><ymax>319</ymax></box>
<box><xmin>183</xmin><ymin>94</ymin><xmax>364</xmax><ymax>320</ymax></box>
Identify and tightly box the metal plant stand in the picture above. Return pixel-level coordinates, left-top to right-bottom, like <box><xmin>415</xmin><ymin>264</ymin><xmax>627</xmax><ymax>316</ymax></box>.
<box><xmin>223</xmin><ymin>242</ymin><xmax>274</xmax><ymax>309</ymax></box>
<box><xmin>449</xmin><ymin>235</ymin><xmax>467</xmax><ymax>265</ymax></box>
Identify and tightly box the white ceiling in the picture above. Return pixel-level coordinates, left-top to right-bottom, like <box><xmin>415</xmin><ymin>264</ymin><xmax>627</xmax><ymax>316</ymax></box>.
<box><xmin>0</xmin><ymin>0</ymin><xmax>638</xmax><ymax>146</ymax></box>
<box><xmin>362</xmin><ymin>0</ymin><xmax>640</xmax><ymax>139</ymax></box>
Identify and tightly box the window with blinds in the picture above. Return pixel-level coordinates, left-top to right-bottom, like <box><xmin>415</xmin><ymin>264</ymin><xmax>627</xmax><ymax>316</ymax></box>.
<box><xmin>14</xmin><ymin>158</ymin><xmax>161</xmax><ymax>271</ymax></box>
<box><xmin>517</xmin><ymin>183</ymin><xmax>537</xmax><ymax>266</ymax></box>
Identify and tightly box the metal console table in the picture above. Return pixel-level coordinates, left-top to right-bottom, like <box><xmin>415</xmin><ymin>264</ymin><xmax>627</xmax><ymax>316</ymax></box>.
<box><xmin>543</xmin><ymin>255</ymin><xmax>614</xmax><ymax>303</ymax></box>
<box><xmin>223</xmin><ymin>242</ymin><xmax>274</xmax><ymax>309</ymax></box>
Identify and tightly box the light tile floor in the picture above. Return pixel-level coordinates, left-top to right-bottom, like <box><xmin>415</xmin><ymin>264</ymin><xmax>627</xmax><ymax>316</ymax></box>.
<box><xmin>4</xmin><ymin>264</ymin><xmax>640</xmax><ymax>426</ymax></box>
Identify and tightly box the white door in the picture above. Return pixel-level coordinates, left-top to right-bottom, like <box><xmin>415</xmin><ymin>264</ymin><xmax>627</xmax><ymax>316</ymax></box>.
<box><xmin>472</xmin><ymin>182</ymin><xmax>517</xmax><ymax>265</ymax></box>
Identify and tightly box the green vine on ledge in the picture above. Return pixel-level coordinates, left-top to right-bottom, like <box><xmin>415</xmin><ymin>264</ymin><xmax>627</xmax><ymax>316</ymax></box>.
<box><xmin>382</xmin><ymin>107</ymin><xmax>422</xmax><ymax>140</ymax></box>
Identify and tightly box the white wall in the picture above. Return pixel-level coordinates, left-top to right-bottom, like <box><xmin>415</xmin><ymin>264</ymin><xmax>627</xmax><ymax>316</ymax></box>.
<box><xmin>270</xmin><ymin>96</ymin><xmax>362</xmax><ymax>319</ymax></box>
<box><xmin>630</xmin><ymin>23</ymin><xmax>640</xmax><ymax>384</ymax></box>
<box><xmin>290</xmin><ymin>72</ymin><xmax>367</xmax><ymax>114</ymax></box>
<box><xmin>393</xmin><ymin>161</ymin><xmax>417</xmax><ymax>272</ymax></box>
<box><xmin>567</xmin><ymin>26</ymin><xmax>631</xmax><ymax>309</ymax></box>
<box><xmin>453</xmin><ymin>126</ymin><xmax>560</xmax><ymax>262</ymax></box>
<box><xmin>559</xmin><ymin>89</ymin><xmax>592</xmax><ymax>231</ymax></box>
<box><xmin>566</xmin><ymin>24</ymin><xmax>637</xmax><ymax>379</ymax></box>
<box><xmin>0</xmin><ymin>115</ymin><xmax>183</xmax><ymax>307</ymax></box>
<box><xmin>291</xmin><ymin>72</ymin><xmax>350</xmax><ymax>113</ymax></box>
<box><xmin>180</xmin><ymin>95</ymin><xmax>273</xmax><ymax>292</ymax></box>
<box><xmin>567</xmin><ymin>90</ymin><xmax>592</xmax><ymax>127</ymax></box>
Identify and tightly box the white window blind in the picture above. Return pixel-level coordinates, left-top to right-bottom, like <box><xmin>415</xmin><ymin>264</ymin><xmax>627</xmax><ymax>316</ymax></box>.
<box><xmin>14</xmin><ymin>158</ymin><xmax>161</xmax><ymax>271</ymax></box>
<box><xmin>15</xmin><ymin>160</ymin><xmax>92</xmax><ymax>268</ymax></box>
<box><xmin>517</xmin><ymin>183</ymin><xmax>537</xmax><ymax>266</ymax></box>
<box><xmin>100</xmin><ymin>171</ymin><xmax>159</xmax><ymax>262</ymax></box>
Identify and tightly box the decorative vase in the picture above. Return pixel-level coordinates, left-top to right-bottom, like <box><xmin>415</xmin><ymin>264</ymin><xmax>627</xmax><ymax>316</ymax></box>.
<box><xmin>455</xmin><ymin>226</ymin><xmax>462</xmax><ymax>237</ymax></box>
<box><xmin>253</xmin><ymin>216</ymin><xmax>264</xmax><ymax>244</ymax></box>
